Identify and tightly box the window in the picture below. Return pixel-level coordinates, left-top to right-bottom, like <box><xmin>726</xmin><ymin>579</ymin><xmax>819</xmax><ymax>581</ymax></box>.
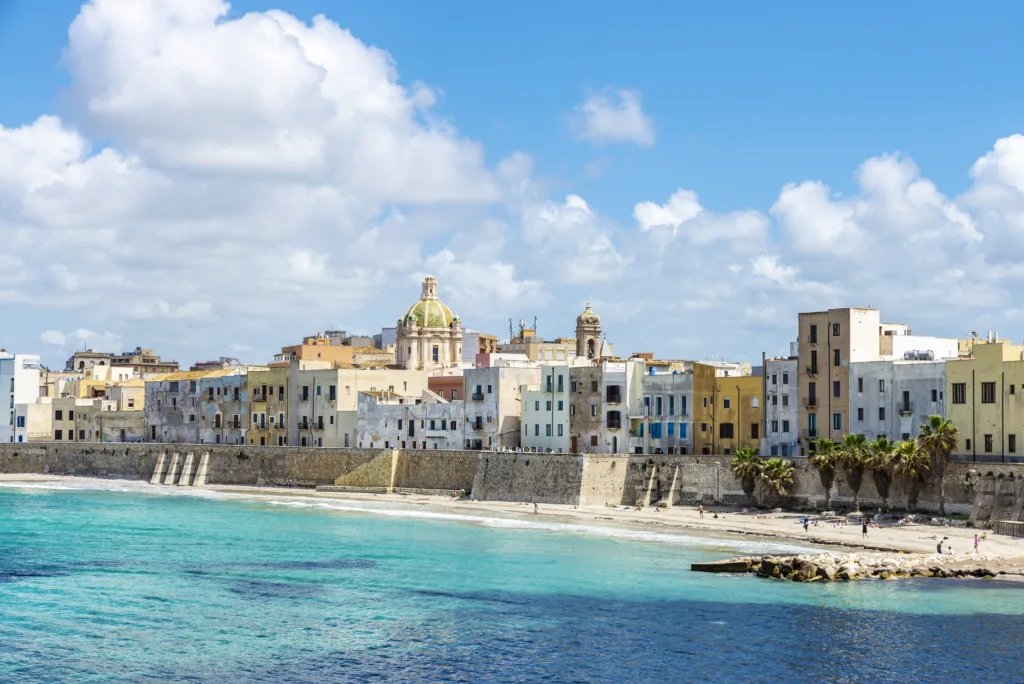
<box><xmin>751</xmin><ymin>423</ymin><xmax>759</xmax><ymax>439</ymax></box>
<box><xmin>55</xmin><ymin>430</ymin><xmax>62</xmax><ymax>440</ymax></box>
<box><xmin>487</xmin><ymin>385</ymin><xmax>492</xmax><ymax>394</ymax></box>
<box><xmin>681</xmin><ymin>396</ymin><xmax>687</xmax><ymax>415</ymax></box>
<box><xmin>16</xmin><ymin>416</ymin><xmax>24</xmax><ymax>428</ymax></box>
<box><xmin>570</xmin><ymin>405</ymin><xmax>575</xmax><ymax>417</ymax></box>
<box><xmin>783</xmin><ymin>373</ymin><xmax>789</xmax><ymax>385</ymax></box>
<box><xmin>833</xmin><ymin>380</ymin><xmax>840</xmax><ymax>398</ymax></box>
<box><xmin>771</xmin><ymin>374</ymin><xmax>777</xmax><ymax>385</ymax></box>
<box><xmin>719</xmin><ymin>423</ymin><xmax>734</xmax><ymax>439</ymax></box>
<box><xmin>557</xmin><ymin>424</ymin><xmax>564</xmax><ymax>437</ymax></box>
<box><xmin>68</xmin><ymin>410</ymin><xmax>74</xmax><ymax>421</ymax></box>
<box><xmin>952</xmin><ymin>383</ymin><xmax>967</xmax><ymax>404</ymax></box>
<box><xmin>452</xmin><ymin>390</ymin><xmax>458</xmax><ymax>400</ymax></box>
<box><xmin>966</xmin><ymin>438</ymin><xmax>972</xmax><ymax>450</ymax></box>
<box><xmin>79</xmin><ymin>430</ymin><xmax>85</xmax><ymax>440</ymax></box>
<box><xmin>546</xmin><ymin>401</ymin><xmax>552</xmax><ymax>411</ymax></box>
<box><xmin>535</xmin><ymin>401</ymin><xmax>540</xmax><ymax>411</ymax></box>
<box><xmin>591</xmin><ymin>435</ymin><xmax>599</xmax><ymax>447</ymax></box>
<box><xmin>432</xmin><ymin>346</ymin><xmax>439</xmax><ymax>363</ymax></box>
<box><xmin>771</xmin><ymin>420</ymin><xmax>779</xmax><ymax>433</ymax></box>
<box><xmin>606</xmin><ymin>410</ymin><xmax>621</xmax><ymax>429</ymax></box>
<box><xmin>723</xmin><ymin>397</ymin><xmax>731</xmax><ymax>409</ymax></box>
<box><xmin>279</xmin><ymin>386</ymin><xmax>285</xmax><ymax>398</ymax></box>
<box><xmin>858</xmin><ymin>407</ymin><xmax>864</xmax><ymax>421</ymax></box>
<box><xmin>557</xmin><ymin>375</ymin><xmax>563</xmax><ymax>393</ymax></box>
<box><xmin>833</xmin><ymin>349</ymin><xmax>841</xmax><ymax>367</ymax></box>
<box><xmin>315</xmin><ymin>385</ymin><xmax>321</xmax><ymax>397</ymax></box>
<box><xmin>879</xmin><ymin>379</ymin><xmax>885</xmax><ymax>393</ymax></box>
<box><xmin>901</xmin><ymin>433</ymin><xmax>910</xmax><ymax>441</ymax></box>
<box><xmin>782</xmin><ymin>395</ymin><xmax>789</xmax><ymax>407</ymax></box>
<box><xmin>700</xmin><ymin>422</ymin><xmax>707</xmax><ymax>433</ymax></box>
<box><xmin>1010</xmin><ymin>434</ymin><xmax>1017</xmax><ymax>453</ymax></box>
<box><xmin>592</xmin><ymin>380</ymin><xmax>599</xmax><ymax>392</ymax></box>
<box><xmin>984</xmin><ymin>434</ymin><xmax>993</xmax><ymax>453</ymax></box>
<box><xmin>545</xmin><ymin>424</ymin><xmax>551</xmax><ymax>437</ymax></box>
<box><xmin>931</xmin><ymin>389</ymin><xmax>938</xmax><ymax>402</ymax></box>
<box><xmin>782</xmin><ymin>420</ymin><xmax>790</xmax><ymax>433</ymax></box>
<box><xmin>278</xmin><ymin>413</ymin><xmax>284</xmax><ymax>425</ymax></box>
<box><xmin>450</xmin><ymin>421</ymin><xmax>456</xmax><ymax>430</ymax></box>
<box><xmin>128</xmin><ymin>398</ymin><xmax>135</xmax><ymax>408</ymax></box>
<box><xmin>680</xmin><ymin>423</ymin><xmax>687</xmax><ymax>439</ymax></box>
<box><xmin>302</xmin><ymin>386</ymin><xmax>309</xmax><ymax>401</ymax></box>
<box><xmin>557</xmin><ymin>400</ymin><xmax>564</xmax><ymax>411</ymax></box>
<box><xmin>669</xmin><ymin>396</ymin><xmax>675</xmax><ymax>415</ymax></box>
<box><xmin>810</xmin><ymin>350</ymin><xmax>818</xmax><ymax>373</ymax></box>
<box><xmin>329</xmin><ymin>385</ymin><xmax>336</xmax><ymax>401</ymax></box>
<box><xmin>586</xmin><ymin>404</ymin><xmax>596</xmax><ymax>418</ymax></box>
<box><xmin>702</xmin><ymin>397</ymin><xmax>707</xmax><ymax>408</ymax></box>
<box><xmin>55</xmin><ymin>410</ymin><xmax>63</xmax><ymax>420</ymax></box>
<box><xmin>534</xmin><ymin>425</ymin><xmax>539</xmax><ymax>436</ymax></box>
<box><xmin>1012</xmin><ymin>385</ymin><xmax>1017</xmax><ymax>396</ymax></box>
<box><xmin>858</xmin><ymin>377</ymin><xmax>864</xmax><ymax>393</ymax></box>
<box><xmin>809</xmin><ymin>324</ymin><xmax>818</xmax><ymax>344</ymax></box>
<box><xmin>982</xmin><ymin>382</ymin><xmax>996</xmax><ymax>404</ymax></box>
<box><xmin>772</xmin><ymin>395</ymin><xmax>778</xmax><ymax>406</ymax></box>
<box><xmin>751</xmin><ymin>397</ymin><xmax>758</xmax><ymax>408</ymax></box>
<box><xmin>878</xmin><ymin>407</ymin><xmax>885</xmax><ymax>420</ymax></box>
<box><xmin>832</xmin><ymin>323</ymin><xmax>840</xmax><ymax>337</ymax></box>
<box><xmin>253</xmin><ymin>413</ymin><xmax>258</xmax><ymax>423</ymax></box>
<box><xmin>650</xmin><ymin>423</ymin><xmax>662</xmax><ymax>439</ymax></box>
<box><xmin>833</xmin><ymin>413</ymin><xmax>841</xmax><ymax>431</ymax></box>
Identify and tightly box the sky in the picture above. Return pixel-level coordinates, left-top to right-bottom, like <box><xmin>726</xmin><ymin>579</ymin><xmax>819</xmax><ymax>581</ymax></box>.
<box><xmin>2</xmin><ymin>0</ymin><xmax>1024</xmax><ymax>369</ymax></box>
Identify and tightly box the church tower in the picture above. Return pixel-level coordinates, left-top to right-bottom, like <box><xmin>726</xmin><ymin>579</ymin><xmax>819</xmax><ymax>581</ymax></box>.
<box><xmin>575</xmin><ymin>303</ymin><xmax>601</xmax><ymax>360</ymax></box>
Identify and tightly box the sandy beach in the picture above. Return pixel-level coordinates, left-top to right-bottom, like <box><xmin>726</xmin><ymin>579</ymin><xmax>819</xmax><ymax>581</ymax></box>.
<box><xmin>5</xmin><ymin>473</ymin><xmax>1024</xmax><ymax>566</ymax></box>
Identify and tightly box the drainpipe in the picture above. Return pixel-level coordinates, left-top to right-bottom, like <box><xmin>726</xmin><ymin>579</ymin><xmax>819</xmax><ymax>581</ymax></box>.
<box><xmin>972</xmin><ymin>369</ymin><xmax>976</xmax><ymax>462</ymax></box>
<box><xmin>827</xmin><ymin>321</ymin><xmax>832</xmax><ymax>440</ymax></box>
<box><xmin>1002</xmin><ymin>371</ymin><xmax>1005</xmax><ymax>464</ymax></box>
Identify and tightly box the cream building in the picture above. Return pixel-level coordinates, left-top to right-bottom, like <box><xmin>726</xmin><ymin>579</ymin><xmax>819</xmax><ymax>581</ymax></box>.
<box><xmin>521</xmin><ymin>365</ymin><xmax>572</xmax><ymax>452</ymax></box>
<box><xmin>396</xmin><ymin>276</ymin><xmax>463</xmax><ymax>371</ymax></box>
<box><xmin>357</xmin><ymin>389</ymin><xmax>465</xmax><ymax>450</ymax></box>
<box><xmin>946</xmin><ymin>339</ymin><xmax>1024</xmax><ymax>461</ymax></box>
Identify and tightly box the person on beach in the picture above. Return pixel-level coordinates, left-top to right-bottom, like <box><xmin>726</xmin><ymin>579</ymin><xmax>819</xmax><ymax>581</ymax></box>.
<box><xmin>533</xmin><ymin>502</ymin><xmax>538</xmax><ymax>516</ymax></box>
<box><xmin>861</xmin><ymin>519</ymin><xmax>868</xmax><ymax>539</ymax></box>
<box><xmin>803</xmin><ymin>518</ymin><xmax>809</xmax><ymax>532</ymax></box>
<box><xmin>937</xmin><ymin>540</ymin><xmax>943</xmax><ymax>554</ymax></box>
<box><xmin>974</xmin><ymin>534</ymin><xmax>979</xmax><ymax>554</ymax></box>
<box><xmin>698</xmin><ymin>504</ymin><xmax>704</xmax><ymax>519</ymax></box>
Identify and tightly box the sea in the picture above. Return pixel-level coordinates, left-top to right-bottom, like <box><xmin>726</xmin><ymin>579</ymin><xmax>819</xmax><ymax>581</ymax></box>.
<box><xmin>1</xmin><ymin>480</ymin><xmax>1022</xmax><ymax>683</ymax></box>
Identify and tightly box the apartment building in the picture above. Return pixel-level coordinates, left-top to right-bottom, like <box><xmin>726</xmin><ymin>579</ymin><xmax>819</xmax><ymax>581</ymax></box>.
<box><xmin>357</xmin><ymin>390</ymin><xmax>465</xmax><ymax>450</ymax></box>
<box><xmin>144</xmin><ymin>370</ymin><xmax>237</xmax><ymax>443</ymax></box>
<box><xmin>569</xmin><ymin>365</ymin><xmax>603</xmax><ymax>453</ymax></box>
<box><xmin>849</xmin><ymin>356</ymin><xmax>949</xmax><ymax>443</ymax></box>
<box><xmin>463</xmin><ymin>365</ymin><xmax>541</xmax><ymax>449</ymax></box>
<box><xmin>629</xmin><ymin>364</ymin><xmax>694</xmax><ymax>455</ymax></box>
<box><xmin>247</xmin><ymin>367</ymin><xmax>290</xmax><ymax>446</ymax></box>
<box><xmin>763</xmin><ymin>356</ymin><xmax>798</xmax><ymax>456</ymax></box>
<box><xmin>599</xmin><ymin>359</ymin><xmax>646</xmax><ymax>455</ymax></box>
<box><xmin>1</xmin><ymin>352</ymin><xmax>42</xmax><ymax>443</ymax></box>
<box><xmin>946</xmin><ymin>340</ymin><xmax>1024</xmax><ymax>461</ymax></box>
<box><xmin>521</xmin><ymin>365</ymin><xmax>572</xmax><ymax>452</ymax></box>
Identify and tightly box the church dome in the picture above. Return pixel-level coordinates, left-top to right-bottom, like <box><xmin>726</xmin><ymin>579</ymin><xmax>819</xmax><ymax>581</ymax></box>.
<box><xmin>403</xmin><ymin>276</ymin><xmax>458</xmax><ymax>328</ymax></box>
<box><xmin>577</xmin><ymin>302</ymin><xmax>600</xmax><ymax>326</ymax></box>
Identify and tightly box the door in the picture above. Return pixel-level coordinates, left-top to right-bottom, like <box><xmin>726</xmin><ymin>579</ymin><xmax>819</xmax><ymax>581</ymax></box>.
<box><xmin>571</xmin><ymin>436</ymin><xmax>578</xmax><ymax>453</ymax></box>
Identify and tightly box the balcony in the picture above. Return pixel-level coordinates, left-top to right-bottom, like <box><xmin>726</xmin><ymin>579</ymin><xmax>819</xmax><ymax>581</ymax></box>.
<box><xmin>805</xmin><ymin>366</ymin><xmax>818</xmax><ymax>376</ymax></box>
<box><xmin>803</xmin><ymin>396</ymin><xmax>817</xmax><ymax>408</ymax></box>
<box><xmin>899</xmin><ymin>403</ymin><xmax>914</xmax><ymax>417</ymax></box>
<box><xmin>471</xmin><ymin>392</ymin><xmax>485</xmax><ymax>401</ymax></box>
<box><xmin>800</xmin><ymin>429</ymin><xmax>817</xmax><ymax>440</ymax></box>
<box><xmin>606</xmin><ymin>420</ymin><xmax>622</xmax><ymax>430</ymax></box>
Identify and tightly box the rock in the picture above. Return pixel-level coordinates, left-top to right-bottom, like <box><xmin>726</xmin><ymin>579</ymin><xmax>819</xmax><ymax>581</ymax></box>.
<box><xmin>818</xmin><ymin>565</ymin><xmax>838</xmax><ymax>581</ymax></box>
<box><xmin>691</xmin><ymin>559</ymin><xmax>751</xmax><ymax>573</ymax></box>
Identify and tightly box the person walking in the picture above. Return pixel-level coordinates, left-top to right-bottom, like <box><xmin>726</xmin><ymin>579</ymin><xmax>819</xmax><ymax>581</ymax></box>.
<box><xmin>698</xmin><ymin>504</ymin><xmax>704</xmax><ymax>519</ymax></box>
<box><xmin>803</xmin><ymin>518</ymin><xmax>810</xmax><ymax>533</ymax></box>
<box><xmin>974</xmin><ymin>534</ymin><xmax>980</xmax><ymax>554</ymax></box>
<box><xmin>861</xmin><ymin>519</ymin><xmax>868</xmax><ymax>539</ymax></box>
<box><xmin>533</xmin><ymin>502</ymin><xmax>538</xmax><ymax>516</ymax></box>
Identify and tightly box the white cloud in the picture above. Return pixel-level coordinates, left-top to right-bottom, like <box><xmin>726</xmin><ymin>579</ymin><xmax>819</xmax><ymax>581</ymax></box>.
<box><xmin>634</xmin><ymin>188</ymin><xmax>768</xmax><ymax>247</ymax></box>
<box><xmin>570</xmin><ymin>88</ymin><xmax>655</xmax><ymax>147</ymax></box>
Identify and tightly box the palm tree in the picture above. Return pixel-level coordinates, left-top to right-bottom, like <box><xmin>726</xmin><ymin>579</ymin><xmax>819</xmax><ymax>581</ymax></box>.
<box><xmin>808</xmin><ymin>438</ymin><xmax>839</xmax><ymax>510</ymax></box>
<box><xmin>840</xmin><ymin>433</ymin><xmax>868</xmax><ymax>512</ymax></box>
<box><xmin>761</xmin><ymin>458</ymin><xmax>795</xmax><ymax>506</ymax></box>
<box><xmin>894</xmin><ymin>439</ymin><xmax>930</xmax><ymax>512</ymax></box>
<box><xmin>729</xmin><ymin>447</ymin><xmax>763</xmax><ymax>505</ymax></box>
<box><xmin>918</xmin><ymin>415</ymin><xmax>958</xmax><ymax>516</ymax></box>
<box><xmin>867</xmin><ymin>437</ymin><xmax>897</xmax><ymax>512</ymax></box>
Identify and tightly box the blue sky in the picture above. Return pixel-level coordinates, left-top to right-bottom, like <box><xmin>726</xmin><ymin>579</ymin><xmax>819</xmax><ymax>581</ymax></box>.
<box><xmin>2</xmin><ymin>0</ymin><xmax>1024</xmax><ymax>367</ymax></box>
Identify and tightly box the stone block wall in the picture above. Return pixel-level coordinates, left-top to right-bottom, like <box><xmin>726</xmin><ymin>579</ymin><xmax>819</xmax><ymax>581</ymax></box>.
<box><xmin>470</xmin><ymin>452</ymin><xmax>584</xmax><ymax>504</ymax></box>
<box><xmin>394</xmin><ymin>450</ymin><xmax>477</xmax><ymax>491</ymax></box>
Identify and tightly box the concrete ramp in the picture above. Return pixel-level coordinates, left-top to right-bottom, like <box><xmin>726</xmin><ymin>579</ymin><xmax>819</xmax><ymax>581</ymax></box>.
<box><xmin>163</xmin><ymin>453</ymin><xmax>181</xmax><ymax>486</ymax></box>
<box><xmin>178</xmin><ymin>452</ymin><xmax>195</xmax><ymax>487</ymax></box>
<box><xmin>990</xmin><ymin>473</ymin><xmax>1018</xmax><ymax>522</ymax></box>
<box><xmin>970</xmin><ymin>472</ymin><xmax>997</xmax><ymax>523</ymax></box>
<box><xmin>333</xmin><ymin>450</ymin><xmax>397</xmax><ymax>491</ymax></box>
<box><xmin>150</xmin><ymin>452</ymin><xmax>167</xmax><ymax>485</ymax></box>
<box><xmin>193</xmin><ymin>452</ymin><xmax>210</xmax><ymax>487</ymax></box>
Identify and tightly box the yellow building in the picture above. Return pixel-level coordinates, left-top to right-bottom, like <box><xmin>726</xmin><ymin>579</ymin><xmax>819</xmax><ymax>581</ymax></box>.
<box><xmin>693</xmin><ymin>363</ymin><xmax>764</xmax><ymax>455</ymax></box>
<box><xmin>270</xmin><ymin>332</ymin><xmax>354</xmax><ymax>367</ymax></box>
<box><xmin>247</xmin><ymin>367</ymin><xmax>290</xmax><ymax>446</ymax></box>
<box><xmin>946</xmin><ymin>341</ymin><xmax>1024</xmax><ymax>459</ymax></box>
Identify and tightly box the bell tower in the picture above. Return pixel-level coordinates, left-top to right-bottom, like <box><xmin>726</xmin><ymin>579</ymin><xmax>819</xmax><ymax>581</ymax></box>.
<box><xmin>575</xmin><ymin>303</ymin><xmax>601</xmax><ymax>360</ymax></box>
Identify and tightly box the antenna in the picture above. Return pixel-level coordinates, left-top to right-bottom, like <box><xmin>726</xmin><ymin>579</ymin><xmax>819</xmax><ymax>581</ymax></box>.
<box><xmin>533</xmin><ymin>316</ymin><xmax>538</xmax><ymax>332</ymax></box>
<box><xmin>509</xmin><ymin>318</ymin><xmax>514</xmax><ymax>340</ymax></box>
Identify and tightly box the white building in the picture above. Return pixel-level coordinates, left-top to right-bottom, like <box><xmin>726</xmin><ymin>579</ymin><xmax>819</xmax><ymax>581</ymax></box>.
<box><xmin>763</xmin><ymin>356</ymin><xmax>799</xmax><ymax>456</ymax></box>
<box><xmin>521</xmin><ymin>365</ymin><xmax>572</xmax><ymax>452</ymax></box>
<box><xmin>357</xmin><ymin>389</ymin><xmax>465</xmax><ymax>450</ymax></box>
<box><xmin>1</xmin><ymin>352</ymin><xmax>42</xmax><ymax>443</ymax></box>
<box><xmin>463</xmin><ymin>365</ymin><xmax>541</xmax><ymax>449</ymax></box>
<box><xmin>635</xmin><ymin>365</ymin><xmax>694</xmax><ymax>455</ymax></box>
<box><xmin>289</xmin><ymin>363</ymin><xmax>429</xmax><ymax>448</ymax></box>
<box><xmin>600</xmin><ymin>359</ymin><xmax>646</xmax><ymax>455</ymax></box>
<box><xmin>395</xmin><ymin>276</ymin><xmax>463</xmax><ymax>371</ymax></box>
<box><xmin>849</xmin><ymin>357</ymin><xmax>948</xmax><ymax>442</ymax></box>
<box><xmin>145</xmin><ymin>370</ymin><xmax>233</xmax><ymax>443</ymax></box>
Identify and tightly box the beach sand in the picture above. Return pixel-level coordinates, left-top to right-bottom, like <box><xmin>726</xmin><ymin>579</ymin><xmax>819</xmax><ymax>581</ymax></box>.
<box><xmin>4</xmin><ymin>473</ymin><xmax>1022</xmax><ymax>564</ymax></box>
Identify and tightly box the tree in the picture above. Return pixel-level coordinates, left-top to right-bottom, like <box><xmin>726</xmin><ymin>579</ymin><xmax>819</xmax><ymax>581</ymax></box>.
<box><xmin>760</xmin><ymin>458</ymin><xmax>795</xmax><ymax>506</ymax></box>
<box><xmin>894</xmin><ymin>439</ymin><xmax>930</xmax><ymax>512</ymax></box>
<box><xmin>808</xmin><ymin>438</ymin><xmax>839</xmax><ymax>510</ymax></box>
<box><xmin>867</xmin><ymin>437</ymin><xmax>897</xmax><ymax>513</ymax></box>
<box><xmin>840</xmin><ymin>433</ymin><xmax>868</xmax><ymax>512</ymax></box>
<box><xmin>729</xmin><ymin>447</ymin><xmax>763</xmax><ymax>505</ymax></box>
<box><xmin>918</xmin><ymin>415</ymin><xmax>959</xmax><ymax>516</ymax></box>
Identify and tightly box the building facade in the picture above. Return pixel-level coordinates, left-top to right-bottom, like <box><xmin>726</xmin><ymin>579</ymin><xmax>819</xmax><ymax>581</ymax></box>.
<box><xmin>632</xmin><ymin>366</ymin><xmax>694</xmax><ymax>455</ymax></box>
<box><xmin>575</xmin><ymin>304</ymin><xmax>602</xmax><ymax>360</ymax></box>
<box><xmin>600</xmin><ymin>359</ymin><xmax>646</xmax><ymax>455</ymax></box>
<box><xmin>521</xmin><ymin>365</ymin><xmax>572</xmax><ymax>452</ymax></box>
<box><xmin>463</xmin><ymin>365</ymin><xmax>541</xmax><ymax>449</ymax></box>
<box><xmin>763</xmin><ymin>357</ymin><xmax>798</xmax><ymax>456</ymax></box>
<box><xmin>357</xmin><ymin>390</ymin><xmax>465</xmax><ymax>450</ymax></box>
<box><xmin>946</xmin><ymin>341</ymin><xmax>1024</xmax><ymax>461</ymax></box>
<box><xmin>396</xmin><ymin>276</ymin><xmax>463</xmax><ymax>371</ymax></box>
<box><xmin>849</xmin><ymin>358</ymin><xmax>948</xmax><ymax>443</ymax></box>
<box><xmin>569</xmin><ymin>366</ymin><xmax>603</xmax><ymax>453</ymax></box>
<box><xmin>2</xmin><ymin>352</ymin><xmax>42</xmax><ymax>443</ymax></box>
<box><xmin>246</xmin><ymin>367</ymin><xmax>290</xmax><ymax>446</ymax></box>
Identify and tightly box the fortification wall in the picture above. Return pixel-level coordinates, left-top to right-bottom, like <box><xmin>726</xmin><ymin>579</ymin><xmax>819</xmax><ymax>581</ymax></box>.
<box><xmin>470</xmin><ymin>452</ymin><xmax>584</xmax><ymax>504</ymax></box>
<box><xmin>1</xmin><ymin>443</ymin><xmax>1021</xmax><ymax>513</ymax></box>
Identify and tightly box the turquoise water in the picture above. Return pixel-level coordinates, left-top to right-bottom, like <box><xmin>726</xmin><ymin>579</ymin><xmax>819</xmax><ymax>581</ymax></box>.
<box><xmin>1</xmin><ymin>481</ymin><xmax>1023</xmax><ymax>683</ymax></box>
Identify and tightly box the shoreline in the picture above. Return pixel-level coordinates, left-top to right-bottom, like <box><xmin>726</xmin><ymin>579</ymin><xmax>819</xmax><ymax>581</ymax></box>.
<box><xmin>4</xmin><ymin>473</ymin><xmax>1024</xmax><ymax>565</ymax></box>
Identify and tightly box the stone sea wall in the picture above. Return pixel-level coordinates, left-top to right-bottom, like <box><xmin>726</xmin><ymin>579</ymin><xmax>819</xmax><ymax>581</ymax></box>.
<box><xmin>1</xmin><ymin>443</ymin><xmax>1022</xmax><ymax>513</ymax></box>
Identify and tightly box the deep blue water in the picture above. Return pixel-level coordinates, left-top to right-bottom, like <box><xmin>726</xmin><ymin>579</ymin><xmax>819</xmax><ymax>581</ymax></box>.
<box><xmin>1</xmin><ymin>480</ymin><xmax>1023</xmax><ymax>683</ymax></box>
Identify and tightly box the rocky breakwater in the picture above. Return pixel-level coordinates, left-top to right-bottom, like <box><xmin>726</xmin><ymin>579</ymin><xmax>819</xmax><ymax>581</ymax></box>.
<box><xmin>692</xmin><ymin>553</ymin><xmax>1024</xmax><ymax>582</ymax></box>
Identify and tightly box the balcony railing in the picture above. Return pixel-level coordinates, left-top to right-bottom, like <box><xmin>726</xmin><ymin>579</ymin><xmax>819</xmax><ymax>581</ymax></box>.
<box><xmin>606</xmin><ymin>420</ymin><xmax>622</xmax><ymax>430</ymax></box>
<box><xmin>805</xmin><ymin>366</ymin><xmax>818</xmax><ymax>376</ymax></box>
<box><xmin>899</xmin><ymin>403</ymin><xmax>914</xmax><ymax>416</ymax></box>
<box><xmin>804</xmin><ymin>397</ymin><xmax>817</xmax><ymax>408</ymax></box>
<box><xmin>471</xmin><ymin>392</ymin><xmax>485</xmax><ymax>401</ymax></box>
<box><xmin>800</xmin><ymin>429</ymin><xmax>817</xmax><ymax>440</ymax></box>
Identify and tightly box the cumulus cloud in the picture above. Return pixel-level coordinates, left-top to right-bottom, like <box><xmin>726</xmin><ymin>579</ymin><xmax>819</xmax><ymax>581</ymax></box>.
<box><xmin>570</xmin><ymin>88</ymin><xmax>655</xmax><ymax>147</ymax></box>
